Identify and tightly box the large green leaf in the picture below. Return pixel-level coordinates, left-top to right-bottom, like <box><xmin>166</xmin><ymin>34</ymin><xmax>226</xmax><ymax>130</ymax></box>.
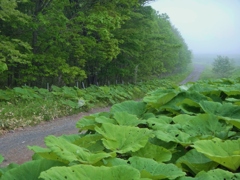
<box><xmin>192</xmin><ymin>138</ymin><xmax>240</xmax><ymax>171</ymax></box>
<box><xmin>60</xmin><ymin>99</ymin><xmax>79</xmax><ymax>109</ymax></box>
<box><xmin>199</xmin><ymin>101</ymin><xmax>240</xmax><ymax>129</ymax></box>
<box><xmin>218</xmin><ymin>84</ymin><xmax>240</xmax><ymax>96</ymax></box>
<box><xmin>44</xmin><ymin>135</ymin><xmax>112</xmax><ymax>164</ymax></box>
<box><xmin>0</xmin><ymin>154</ymin><xmax>3</xmax><ymax>164</ymax></box>
<box><xmin>131</xmin><ymin>142</ymin><xmax>172</xmax><ymax>162</ymax></box>
<box><xmin>143</xmin><ymin>89</ymin><xmax>179</xmax><ymax>109</ymax></box>
<box><xmin>154</xmin><ymin>124</ymin><xmax>197</xmax><ymax>146</ymax></box>
<box><xmin>178</xmin><ymin>98</ymin><xmax>201</xmax><ymax>114</ymax></box>
<box><xmin>173</xmin><ymin>114</ymin><xmax>233</xmax><ymax>139</ymax></box>
<box><xmin>39</xmin><ymin>164</ymin><xmax>142</xmax><ymax>180</ymax></box>
<box><xmin>176</xmin><ymin>149</ymin><xmax>219</xmax><ymax>175</ymax></box>
<box><xmin>113</xmin><ymin>112</ymin><xmax>144</xmax><ymax>126</ymax></box>
<box><xmin>0</xmin><ymin>163</ymin><xmax>19</xmax><ymax>178</ymax></box>
<box><xmin>222</xmin><ymin>117</ymin><xmax>240</xmax><ymax>129</ymax></box>
<box><xmin>73</xmin><ymin>134</ymin><xmax>105</xmax><ymax>152</ymax></box>
<box><xmin>95</xmin><ymin>123</ymin><xmax>154</xmax><ymax>153</ymax></box>
<box><xmin>0</xmin><ymin>154</ymin><xmax>5</xmax><ymax>176</ymax></box>
<box><xmin>129</xmin><ymin>156</ymin><xmax>185</xmax><ymax>179</ymax></box>
<box><xmin>177</xmin><ymin>170</ymin><xmax>240</xmax><ymax>180</ymax></box>
<box><xmin>199</xmin><ymin>101</ymin><xmax>240</xmax><ymax>118</ymax></box>
<box><xmin>196</xmin><ymin>169</ymin><xmax>240</xmax><ymax>180</ymax></box>
<box><xmin>147</xmin><ymin>116</ymin><xmax>173</xmax><ymax>130</ymax></box>
<box><xmin>149</xmin><ymin>137</ymin><xmax>177</xmax><ymax>151</ymax></box>
<box><xmin>0</xmin><ymin>159</ymin><xmax>64</xmax><ymax>180</ymax></box>
<box><xmin>28</xmin><ymin>146</ymin><xmax>68</xmax><ymax>164</ymax></box>
<box><xmin>187</xmin><ymin>83</ymin><xmax>220</xmax><ymax>97</ymax></box>
<box><xmin>155</xmin><ymin>91</ymin><xmax>209</xmax><ymax>115</ymax></box>
<box><xmin>76</xmin><ymin>115</ymin><xmax>98</xmax><ymax>131</ymax></box>
<box><xmin>60</xmin><ymin>134</ymin><xmax>83</xmax><ymax>143</ymax></box>
<box><xmin>176</xmin><ymin>177</ymin><xmax>195</xmax><ymax>180</ymax></box>
<box><xmin>76</xmin><ymin>112</ymin><xmax>114</xmax><ymax>132</ymax></box>
<box><xmin>148</xmin><ymin>119</ymin><xmax>180</xmax><ymax>132</ymax></box>
<box><xmin>110</xmin><ymin>100</ymin><xmax>146</xmax><ymax>117</ymax></box>
<box><xmin>103</xmin><ymin>157</ymin><xmax>128</xmax><ymax>167</ymax></box>
<box><xmin>95</xmin><ymin>116</ymin><xmax>117</xmax><ymax>125</ymax></box>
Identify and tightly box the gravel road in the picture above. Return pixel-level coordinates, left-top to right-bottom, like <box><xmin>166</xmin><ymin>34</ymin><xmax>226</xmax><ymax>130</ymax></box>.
<box><xmin>180</xmin><ymin>64</ymin><xmax>205</xmax><ymax>85</ymax></box>
<box><xmin>0</xmin><ymin>63</ymin><xmax>205</xmax><ymax>167</ymax></box>
<box><xmin>0</xmin><ymin>107</ymin><xmax>110</xmax><ymax>167</ymax></box>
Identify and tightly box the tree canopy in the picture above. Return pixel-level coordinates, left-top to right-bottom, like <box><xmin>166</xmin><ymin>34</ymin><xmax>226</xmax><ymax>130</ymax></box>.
<box><xmin>0</xmin><ymin>0</ymin><xmax>192</xmax><ymax>88</ymax></box>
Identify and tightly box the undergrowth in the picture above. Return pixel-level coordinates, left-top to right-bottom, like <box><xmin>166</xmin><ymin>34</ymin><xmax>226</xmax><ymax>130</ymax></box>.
<box><xmin>0</xmin><ymin>70</ymin><xmax>191</xmax><ymax>134</ymax></box>
<box><xmin>1</xmin><ymin>77</ymin><xmax>240</xmax><ymax>179</ymax></box>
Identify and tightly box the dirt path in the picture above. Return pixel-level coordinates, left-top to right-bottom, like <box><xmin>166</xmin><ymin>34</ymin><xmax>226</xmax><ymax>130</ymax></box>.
<box><xmin>0</xmin><ymin>107</ymin><xmax>110</xmax><ymax>167</ymax></box>
<box><xmin>0</xmin><ymin>63</ymin><xmax>205</xmax><ymax>167</ymax></box>
<box><xmin>180</xmin><ymin>64</ymin><xmax>205</xmax><ymax>85</ymax></box>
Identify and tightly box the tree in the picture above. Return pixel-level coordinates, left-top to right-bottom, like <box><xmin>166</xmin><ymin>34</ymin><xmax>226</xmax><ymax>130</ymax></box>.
<box><xmin>0</xmin><ymin>0</ymin><xmax>192</xmax><ymax>88</ymax></box>
<box><xmin>212</xmin><ymin>56</ymin><xmax>235</xmax><ymax>78</ymax></box>
<box><xmin>0</xmin><ymin>0</ymin><xmax>32</xmax><ymax>85</ymax></box>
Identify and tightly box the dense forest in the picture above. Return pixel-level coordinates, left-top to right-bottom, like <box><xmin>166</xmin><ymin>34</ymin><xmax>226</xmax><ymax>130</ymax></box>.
<box><xmin>0</xmin><ymin>0</ymin><xmax>192</xmax><ymax>88</ymax></box>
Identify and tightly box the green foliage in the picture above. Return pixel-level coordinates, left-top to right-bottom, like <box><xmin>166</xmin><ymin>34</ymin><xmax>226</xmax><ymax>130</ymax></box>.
<box><xmin>0</xmin><ymin>155</ymin><xmax>3</xmax><ymax>164</ymax></box>
<box><xmin>111</xmin><ymin>101</ymin><xmax>146</xmax><ymax>116</ymax></box>
<box><xmin>40</xmin><ymin>165</ymin><xmax>142</xmax><ymax>180</ymax></box>
<box><xmin>212</xmin><ymin>56</ymin><xmax>235</xmax><ymax>78</ymax></box>
<box><xmin>0</xmin><ymin>79</ymin><xmax>173</xmax><ymax>131</ymax></box>
<box><xmin>0</xmin><ymin>0</ymin><xmax>32</xmax><ymax>78</ymax></box>
<box><xmin>192</xmin><ymin>139</ymin><xmax>240</xmax><ymax>171</ymax></box>
<box><xmin>176</xmin><ymin>149</ymin><xmax>219</xmax><ymax>175</ymax></box>
<box><xmin>0</xmin><ymin>0</ymin><xmax>191</xmax><ymax>87</ymax></box>
<box><xmin>1</xmin><ymin>77</ymin><xmax>240</xmax><ymax>179</ymax></box>
<box><xmin>0</xmin><ymin>159</ymin><xmax>65</xmax><ymax>180</ymax></box>
<box><xmin>102</xmin><ymin>7</ymin><xmax>192</xmax><ymax>83</ymax></box>
<box><xmin>95</xmin><ymin>123</ymin><xmax>154</xmax><ymax>153</ymax></box>
<box><xmin>195</xmin><ymin>169</ymin><xmax>240</xmax><ymax>180</ymax></box>
<box><xmin>129</xmin><ymin>156</ymin><xmax>185</xmax><ymax>179</ymax></box>
<box><xmin>44</xmin><ymin>135</ymin><xmax>112</xmax><ymax>164</ymax></box>
<box><xmin>0</xmin><ymin>62</ymin><xmax>7</xmax><ymax>73</ymax></box>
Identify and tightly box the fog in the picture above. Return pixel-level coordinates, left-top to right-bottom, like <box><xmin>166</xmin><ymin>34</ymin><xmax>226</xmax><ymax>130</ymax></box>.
<box><xmin>149</xmin><ymin>0</ymin><xmax>240</xmax><ymax>59</ymax></box>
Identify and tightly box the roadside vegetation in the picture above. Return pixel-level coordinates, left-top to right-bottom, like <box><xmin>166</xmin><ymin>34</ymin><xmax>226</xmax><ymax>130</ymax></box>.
<box><xmin>198</xmin><ymin>55</ymin><xmax>240</xmax><ymax>80</ymax></box>
<box><xmin>0</xmin><ymin>67</ymin><xmax>192</xmax><ymax>135</ymax></box>
<box><xmin>1</xmin><ymin>77</ymin><xmax>239</xmax><ymax>179</ymax></box>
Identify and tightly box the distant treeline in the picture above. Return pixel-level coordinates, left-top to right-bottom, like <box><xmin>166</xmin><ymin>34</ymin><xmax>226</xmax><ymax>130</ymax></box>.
<box><xmin>0</xmin><ymin>0</ymin><xmax>192</xmax><ymax>88</ymax></box>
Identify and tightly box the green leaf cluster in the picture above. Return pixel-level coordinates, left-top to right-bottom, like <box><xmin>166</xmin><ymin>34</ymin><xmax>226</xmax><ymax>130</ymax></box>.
<box><xmin>1</xmin><ymin>77</ymin><xmax>240</xmax><ymax>179</ymax></box>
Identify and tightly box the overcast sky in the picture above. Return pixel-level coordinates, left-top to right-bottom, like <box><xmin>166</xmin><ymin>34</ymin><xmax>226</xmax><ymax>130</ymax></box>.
<box><xmin>148</xmin><ymin>0</ymin><xmax>240</xmax><ymax>55</ymax></box>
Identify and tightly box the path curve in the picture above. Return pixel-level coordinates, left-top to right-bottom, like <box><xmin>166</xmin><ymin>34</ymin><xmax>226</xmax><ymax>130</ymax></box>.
<box><xmin>0</xmin><ymin>63</ymin><xmax>205</xmax><ymax>167</ymax></box>
<box><xmin>180</xmin><ymin>63</ymin><xmax>205</xmax><ymax>85</ymax></box>
<box><xmin>0</xmin><ymin>107</ymin><xmax>110</xmax><ymax>167</ymax></box>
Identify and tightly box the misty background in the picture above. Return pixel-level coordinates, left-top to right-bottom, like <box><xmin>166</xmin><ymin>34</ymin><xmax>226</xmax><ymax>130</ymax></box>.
<box><xmin>149</xmin><ymin>0</ymin><xmax>240</xmax><ymax>65</ymax></box>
